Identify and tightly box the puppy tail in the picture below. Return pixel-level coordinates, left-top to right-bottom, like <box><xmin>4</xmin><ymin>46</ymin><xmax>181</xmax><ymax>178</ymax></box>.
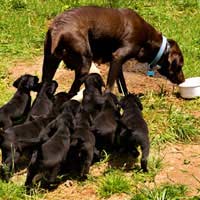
<box><xmin>141</xmin><ymin>139</ymin><xmax>150</xmax><ymax>173</ymax></box>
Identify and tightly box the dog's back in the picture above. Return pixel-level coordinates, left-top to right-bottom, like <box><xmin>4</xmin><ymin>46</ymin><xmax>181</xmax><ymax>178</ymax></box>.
<box><xmin>91</xmin><ymin>92</ymin><xmax>120</xmax><ymax>151</ymax></box>
<box><xmin>27</xmin><ymin>80</ymin><xmax>58</xmax><ymax>121</ymax></box>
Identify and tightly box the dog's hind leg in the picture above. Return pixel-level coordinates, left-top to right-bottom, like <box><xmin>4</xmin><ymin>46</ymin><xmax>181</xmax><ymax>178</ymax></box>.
<box><xmin>2</xmin><ymin>151</ymin><xmax>20</xmax><ymax>181</ymax></box>
<box><xmin>80</xmin><ymin>147</ymin><xmax>93</xmax><ymax>179</ymax></box>
<box><xmin>25</xmin><ymin>152</ymin><xmax>39</xmax><ymax>187</ymax></box>
<box><xmin>42</xmin><ymin>31</ymin><xmax>61</xmax><ymax>82</ymax></box>
<box><xmin>141</xmin><ymin>140</ymin><xmax>150</xmax><ymax>172</ymax></box>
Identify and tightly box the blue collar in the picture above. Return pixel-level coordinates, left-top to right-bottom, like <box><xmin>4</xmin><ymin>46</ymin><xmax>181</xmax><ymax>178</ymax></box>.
<box><xmin>149</xmin><ymin>35</ymin><xmax>169</xmax><ymax>68</ymax></box>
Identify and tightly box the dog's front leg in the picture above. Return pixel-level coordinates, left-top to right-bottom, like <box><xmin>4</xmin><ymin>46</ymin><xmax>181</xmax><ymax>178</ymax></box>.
<box><xmin>106</xmin><ymin>45</ymin><xmax>133</xmax><ymax>93</ymax></box>
<box><xmin>68</xmin><ymin>56</ymin><xmax>91</xmax><ymax>96</ymax></box>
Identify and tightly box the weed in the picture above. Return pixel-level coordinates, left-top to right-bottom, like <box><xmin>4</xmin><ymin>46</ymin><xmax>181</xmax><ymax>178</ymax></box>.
<box><xmin>131</xmin><ymin>184</ymin><xmax>188</xmax><ymax>200</ymax></box>
<box><xmin>98</xmin><ymin>169</ymin><xmax>131</xmax><ymax>198</ymax></box>
<box><xmin>0</xmin><ymin>179</ymin><xmax>42</xmax><ymax>199</ymax></box>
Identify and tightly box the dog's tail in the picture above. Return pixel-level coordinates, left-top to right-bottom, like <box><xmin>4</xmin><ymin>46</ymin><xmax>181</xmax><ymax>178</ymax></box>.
<box><xmin>141</xmin><ymin>138</ymin><xmax>150</xmax><ymax>173</ymax></box>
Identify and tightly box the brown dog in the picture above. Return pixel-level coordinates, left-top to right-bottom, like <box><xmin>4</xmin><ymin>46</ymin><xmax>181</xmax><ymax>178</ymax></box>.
<box><xmin>41</xmin><ymin>6</ymin><xmax>185</xmax><ymax>96</ymax></box>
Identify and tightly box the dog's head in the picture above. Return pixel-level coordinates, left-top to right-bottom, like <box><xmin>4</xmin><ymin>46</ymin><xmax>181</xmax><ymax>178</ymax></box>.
<box><xmin>120</xmin><ymin>93</ymin><xmax>143</xmax><ymax>111</ymax></box>
<box><xmin>158</xmin><ymin>39</ymin><xmax>185</xmax><ymax>84</ymax></box>
<box><xmin>103</xmin><ymin>92</ymin><xmax>119</xmax><ymax>111</ymax></box>
<box><xmin>35</xmin><ymin>81</ymin><xmax>58</xmax><ymax>98</ymax></box>
<box><xmin>52</xmin><ymin>92</ymin><xmax>71</xmax><ymax>114</ymax></box>
<box><xmin>82</xmin><ymin>73</ymin><xmax>105</xmax><ymax>92</ymax></box>
<box><xmin>13</xmin><ymin>74</ymin><xmax>39</xmax><ymax>91</ymax></box>
<box><xmin>61</xmin><ymin>99</ymin><xmax>81</xmax><ymax>115</ymax></box>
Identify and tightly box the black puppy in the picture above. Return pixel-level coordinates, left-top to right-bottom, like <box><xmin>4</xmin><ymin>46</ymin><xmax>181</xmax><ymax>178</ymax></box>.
<box><xmin>91</xmin><ymin>92</ymin><xmax>120</xmax><ymax>152</ymax></box>
<box><xmin>82</xmin><ymin>73</ymin><xmax>105</xmax><ymax>119</ymax></box>
<box><xmin>119</xmin><ymin>93</ymin><xmax>150</xmax><ymax>172</ymax></box>
<box><xmin>25</xmin><ymin>100</ymin><xmax>80</xmax><ymax>187</ymax></box>
<box><xmin>67</xmin><ymin>108</ymin><xmax>96</xmax><ymax>178</ymax></box>
<box><xmin>26</xmin><ymin>80</ymin><xmax>58</xmax><ymax>121</ymax></box>
<box><xmin>51</xmin><ymin>92</ymin><xmax>71</xmax><ymax>116</ymax></box>
<box><xmin>0</xmin><ymin>115</ymin><xmax>54</xmax><ymax>180</ymax></box>
<box><xmin>0</xmin><ymin>74</ymin><xmax>39</xmax><ymax>130</ymax></box>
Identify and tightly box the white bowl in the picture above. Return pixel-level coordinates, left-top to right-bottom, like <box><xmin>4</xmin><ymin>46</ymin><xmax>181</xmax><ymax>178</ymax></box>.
<box><xmin>179</xmin><ymin>77</ymin><xmax>200</xmax><ymax>99</ymax></box>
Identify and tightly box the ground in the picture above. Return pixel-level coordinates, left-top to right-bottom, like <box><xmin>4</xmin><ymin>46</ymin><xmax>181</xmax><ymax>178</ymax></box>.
<box><xmin>7</xmin><ymin>57</ymin><xmax>200</xmax><ymax>199</ymax></box>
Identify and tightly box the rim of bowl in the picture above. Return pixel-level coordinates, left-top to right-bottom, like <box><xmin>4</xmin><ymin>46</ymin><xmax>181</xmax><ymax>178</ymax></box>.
<box><xmin>179</xmin><ymin>77</ymin><xmax>200</xmax><ymax>88</ymax></box>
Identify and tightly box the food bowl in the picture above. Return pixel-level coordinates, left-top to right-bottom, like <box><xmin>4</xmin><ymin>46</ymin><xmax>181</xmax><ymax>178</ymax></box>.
<box><xmin>179</xmin><ymin>77</ymin><xmax>200</xmax><ymax>99</ymax></box>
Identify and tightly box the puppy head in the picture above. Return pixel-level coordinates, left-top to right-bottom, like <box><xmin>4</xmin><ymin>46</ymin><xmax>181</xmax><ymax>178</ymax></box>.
<box><xmin>120</xmin><ymin>93</ymin><xmax>143</xmax><ymax>110</ymax></box>
<box><xmin>103</xmin><ymin>92</ymin><xmax>119</xmax><ymax>111</ymax></box>
<box><xmin>52</xmin><ymin>92</ymin><xmax>71</xmax><ymax>113</ymax></box>
<box><xmin>83</xmin><ymin>73</ymin><xmax>105</xmax><ymax>91</ymax></box>
<box><xmin>158</xmin><ymin>39</ymin><xmax>185</xmax><ymax>84</ymax></box>
<box><xmin>13</xmin><ymin>74</ymin><xmax>39</xmax><ymax>90</ymax></box>
<box><xmin>46</xmin><ymin>80</ymin><xmax>58</xmax><ymax>96</ymax></box>
<box><xmin>61</xmin><ymin>100</ymin><xmax>80</xmax><ymax>115</ymax></box>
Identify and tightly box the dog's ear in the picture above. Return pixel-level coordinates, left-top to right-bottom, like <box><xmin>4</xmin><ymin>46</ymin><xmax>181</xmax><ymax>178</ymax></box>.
<box><xmin>47</xmin><ymin>81</ymin><xmax>58</xmax><ymax>95</ymax></box>
<box><xmin>96</xmin><ymin>74</ymin><xmax>105</xmax><ymax>88</ymax></box>
<box><xmin>80</xmin><ymin>74</ymin><xmax>88</xmax><ymax>84</ymax></box>
<box><xmin>33</xmin><ymin>76</ymin><xmax>39</xmax><ymax>84</ymax></box>
<box><xmin>33</xmin><ymin>82</ymin><xmax>42</xmax><ymax>92</ymax></box>
<box><xmin>164</xmin><ymin>39</ymin><xmax>185</xmax><ymax>84</ymax></box>
<box><xmin>135</xmin><ymin>95</ymin><xmax>143</xmax><ymax>110</ymax></box>
<box><xmin>13</xmin><ymin>76</ymin><xmax>22</xmax><ymax>88</ymax></box>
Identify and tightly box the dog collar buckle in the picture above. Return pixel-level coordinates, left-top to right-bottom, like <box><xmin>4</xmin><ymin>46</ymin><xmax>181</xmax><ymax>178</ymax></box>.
<box><xmin>147</xmin><ymin>66</ymin><xmax>155</xmax><ymax>77</ymax></box>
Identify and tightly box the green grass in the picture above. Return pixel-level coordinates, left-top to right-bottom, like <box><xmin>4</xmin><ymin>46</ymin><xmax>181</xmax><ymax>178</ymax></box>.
<box><xmin>0</xmin><ymin>180</ymin><xmax>42</xmax><ymax>200</ymax></box>
<box><xmin>0</xmin><ymin>1</ymin><xmax>200</xmax><ymax>199</ymax></box>
<box><xmin>98</xmin><ymin>169</ymin><xmax>131</xmax><ymax>198</ymax></box>
<box><xmin>131</xmin><ymin>184</ymin><xmax>188</xmax><ymax>200</ymax></box>
<box><xmin>142</xmin><ymin>92</ymin><xmax>200</xmax><ymax>146</ymax></box>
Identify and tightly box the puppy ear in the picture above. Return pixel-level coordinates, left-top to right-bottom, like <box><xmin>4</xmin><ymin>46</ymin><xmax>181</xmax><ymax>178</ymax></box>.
<box><xmin>135</xmin><ymin>95</ymin><xmax>143</xmax><ymax>110</ymax></box>
<box><xmin>47</xmin><ymin>81</ymin><xmax>58</xmax><ymax>95</ymax></box>
<box><xmin>33</xmin><ymin>82</ymin><xmax>42</xmax><ymax>92</ymax></box>
<box><xmin>33</xmin><ymin>76</ymin><xmax>39</xmax><ymax>84</ymax></box>
<box><xmin>95</xmin><ymin>74</ymin><xmax>105</xmax><ymax>88</ymax></box>
<box><xmin>13</xmin><ymin>76</ymin><xmax>22</xmax><ymax>88</ymax></box>
<box><xmin>80</xmin><ymin>74</ymin><xmax>88</xmax><ymax>84</ymax></box>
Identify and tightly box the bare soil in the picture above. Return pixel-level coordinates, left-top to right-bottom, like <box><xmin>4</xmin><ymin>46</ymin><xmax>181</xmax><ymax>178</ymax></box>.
<box><xmin>7</xmin><ymin>57</ymin><xmax>200</xmax><ymax>199</ymax></box>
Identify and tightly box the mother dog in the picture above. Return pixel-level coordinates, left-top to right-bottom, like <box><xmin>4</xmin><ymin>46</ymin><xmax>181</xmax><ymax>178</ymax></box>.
<box><xmin>42</xmin><ymin>6</ymin><xmax>184</xmax><ymax>96</ymax></box>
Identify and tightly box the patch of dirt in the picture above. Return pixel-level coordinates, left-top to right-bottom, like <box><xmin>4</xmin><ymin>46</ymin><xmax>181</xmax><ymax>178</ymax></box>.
<box><xmin>7</xmin><ymin>57</ymin><xmax>200</xmax><ymax>198</ymax></box>
<box><xmin>155</xmin><ymin>144</ymin><xmax>200</xmax><ymax>196</ymax></box>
